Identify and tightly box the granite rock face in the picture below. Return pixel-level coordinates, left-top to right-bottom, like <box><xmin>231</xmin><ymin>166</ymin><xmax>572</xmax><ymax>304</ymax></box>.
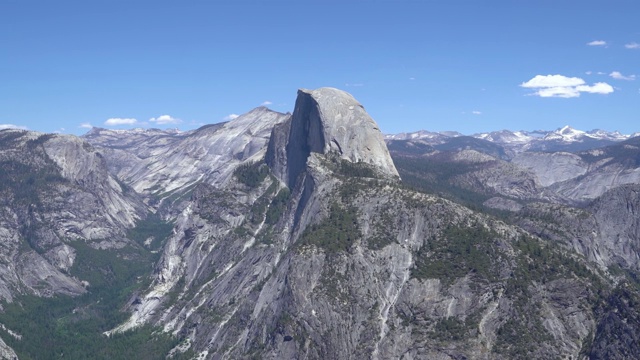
<box><xmin>102</xmin><ymin>89</ymin><xmax>628</xmax><ymax>359</ymax></box>
<box><xmin>85</xmin><ymin>107</ymin><xmax>291</xmax><ymax>197</ymax></box>
<box><xmin>3</xmin><ymin>88</ymin><xmax>640</xmax><ymax>359</ymax></box>
<box><xmin>268</xmin><ymin>88</ymin><xmax>399</xmax><ymax>188</ymax></box>
<box><xmin>512</xmin><ymin>151</ymin><xmax>587</xmax><ymax>187</ymax></box>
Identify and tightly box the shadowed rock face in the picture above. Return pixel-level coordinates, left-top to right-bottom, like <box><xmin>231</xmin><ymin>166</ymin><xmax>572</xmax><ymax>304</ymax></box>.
<box><xmin>268</xmin><ymin>87</ymin><xmax>399</xmax><ymax>188</ymax></box>
<box><xmin>286</xmin><ymin>89</ymin><xmax>326</xmax><ymax>188</ymax></box>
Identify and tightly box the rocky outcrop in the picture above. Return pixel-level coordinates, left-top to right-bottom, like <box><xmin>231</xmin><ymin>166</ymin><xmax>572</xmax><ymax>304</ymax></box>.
<box><xmin>267</xmin><ymin>88</ymin><xmax>399</xmax><ymax>188</ymax></box>
<box><xmin>0</xmin><ymin>336</ymin><xmax>17</xmax><ymax>360</ymax></box>
<box><xmin>590</xmin><ymin>184</ymin><xmax>640</xmax><ymax>270</ymax></box>
<box><xmin>483</xmin><ymin>196</ymin><xmax>523</xmax><ymax>212</ymax></box>
<box><xmin>512</xmin><ymin>151</ymin><xmax>587</xmax><ymax>187</ymax></box>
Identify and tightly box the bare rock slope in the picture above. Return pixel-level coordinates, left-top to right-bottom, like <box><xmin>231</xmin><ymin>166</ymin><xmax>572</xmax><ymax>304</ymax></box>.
<box><xmin>106</xmin><ymin>88</ymin><xmax>629</xmax><ymax>359</ymax></box>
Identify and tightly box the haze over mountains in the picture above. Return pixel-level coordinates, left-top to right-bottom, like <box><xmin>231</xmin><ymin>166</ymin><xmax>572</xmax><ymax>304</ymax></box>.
<box><xmin>1</xmin><ymin>88</ymin><xmax>640</xmax><ymax>359</ymax></box>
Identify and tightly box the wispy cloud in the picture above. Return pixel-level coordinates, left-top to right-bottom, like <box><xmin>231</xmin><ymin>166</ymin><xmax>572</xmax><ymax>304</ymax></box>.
<box><xmin>104</xmin><ymin>117</ymin><xmax>137</xmax><ymax>126</ymax></box>
<box><xmin>149</xmin><ymin>114</ymin><xmax>181</xmax><ymax>125</ymax></box>
<box><xmin>79</xmin><ymin>122</ymin><xmax>93</xmax><ymax>129</ymax></box>
<box><xmin>610</xmin><ymin>71</ymin><xmax>636</xmax><ymax>81</ymax></box>
<box><xmin>576</xmin><ymin>83</ymin><xmax>615</xmax><ymax>94</ymax></box>
<box><xmin>521</xmin><ymin>74</ymin><xmax>614</xmax><ymax>98</ymax></box>
<box><xmin>587</xmin><ymin>40</ymin><xmax>607</xmax><ymax>46</ymax></box>
<box><xmin>0</xmin><ymin>124</ymin><xmax>28</xmax><ymax>130</ymax></box>
<box><xmin>625</xmin><ymin>42</ymin><xmax>640</xmax><ymax>49</ymax></box>
<box><xmin>260</xmin><ymin>101</ymin><xmax>273</xmax><ymax>106</ymax></box>
<box><xmin>472</xmin><ymin>111</ymin><xmax>482</xmax><ymax>115</ymax></box>
<box><xmin>223</xmin><ymin>114</ymin><xmax>239</xmax><ymax>121</ymax></box>
<box><xmin>585</xmin><ymin>71</ymin><xmax>593</xmax><ymax>75</ymax></box>
<box><xmin>409</xmin><ymin>77</ymin><xmax>415</xmax><ymax>80</ymax></box>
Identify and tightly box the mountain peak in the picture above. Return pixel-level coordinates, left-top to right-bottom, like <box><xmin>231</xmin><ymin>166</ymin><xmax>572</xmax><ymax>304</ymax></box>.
<box><xmin>559</xmin><ymin>125</ymin><xmax>573</xmax><ymax>134</ymax></box>
<box><xmin>267</xmin><ymin>87</ymin><xmax>399</xmax><ymax>187</ymax></box>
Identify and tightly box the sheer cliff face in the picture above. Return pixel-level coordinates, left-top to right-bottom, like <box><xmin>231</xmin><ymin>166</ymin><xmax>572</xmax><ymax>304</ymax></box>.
<box><xmin>268</xmin><ymin>88</ymin><xmax>399</xmax><ymax>188</ymax></box>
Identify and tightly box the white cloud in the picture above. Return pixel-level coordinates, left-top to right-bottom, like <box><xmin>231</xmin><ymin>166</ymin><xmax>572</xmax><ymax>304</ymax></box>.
<box><xmin>585</xmin><ymin>71</ymin><xmax>593</xmax><ymax>75</ymax></box>
<box><xmin>625</xmin><ymin>42</ymin><xmax>640</xmax><ymax>49</ymax></box>
<box><xmin>535</xmin><ymin>86</ymin><xmax>581</xmax><ymax>98</ymax></box>
<box><xmin>472</xmin><ymin>111</ymin><xmax>482</xmax><ymax>115</ymax></box>
<box><xmin>576</xmin><ymin>82</ymin><xmax>614</xmax><ymax>94</ymax></box>
<box><xmin>79</xmin><ymin>122</ymin><xmax>93</xmax><ymax>129</ymax></box>
<box><xmin>0</xmin><ymin>124</ymin><xmax>28</xmax><ymax>130</ymax></box>
<box><xmin>149</xmin><ymin>114</ymin><xmax>181</xmax><ymax>125</ymax></box>
<box><xmin>610</xmin><ymin>71</ymin><xmax>636</xmax><ymax>81</ymax></box>
<box><xmin>521</xmin><ymin>75</ymin><xmax>585</xmax><ymax>88</ymax></box>
<box><xmin>587</xmin><ymin>40</ymin><xmax>607</xmax><ymax>46</ymax></box>
<box><xmin>223</xmin><ymin>114</ymin><xmax>239</xmax><ymax>121</ymax></box>
<box><xmin>260</xmin><ymin>101</ymin><xmax>273</xmax><ymax>106</ymax></box>
<box><xmin>104</xmin><ymin>117</ymin><xmax>137</xmax><ymax>126</ymax></box>
<box><xmin>521</xmin><ymin>74</ymin><xmax>614</xmax><ymax>98</ymax></box>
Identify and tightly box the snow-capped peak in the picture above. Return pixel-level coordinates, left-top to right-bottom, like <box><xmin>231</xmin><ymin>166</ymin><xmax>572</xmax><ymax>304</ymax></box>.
<box><xmin>473</xmin><ymin>130</ymin><xmax>535</xmax><ymax>144</ymax></box>
<box><xmin>543</xmin><ymin>126</ymin><xmax>587</xmax><ymax>142</ymax></box>
<box><xmin>385</xmin><ymin>126</ymin><xmax>637</xmax><ymax>153</ymax></box>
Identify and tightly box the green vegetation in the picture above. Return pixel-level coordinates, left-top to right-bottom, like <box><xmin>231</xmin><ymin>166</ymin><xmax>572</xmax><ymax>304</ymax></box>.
<box><xmin>511</xmin><ymin>235</ymin><xmax>600</xmax><ymax>286</ymax></box>
<box><xmin>0</xmin><ymin>159</ymin><xmax>65</xmax><ymax>207</ymax></box>
<box><xmin>411</xmin><ymin>224</ymin><xmax>500</xmax><ymax>286</ymax></box>
<box><xmin>391</xmin><ymin>155</ymin><xmax>491</xmax><ymax>209</ymax></box>
<box><xmin>494</xmin><ymin>235</ymin><xmax>604</xmax><ymax>358</ymax></box>
<box><xmin>494</xmin><ymin>317</ymin><xmax>552</xmax><ymax>358</ymax></box>
<box><xmin>430</xmin><ymin>317</ymin><xmax>473</xmax><ymax>342</ymax></box>
<box><xmin>608</xmin><ymin>264</ymin><xmax>640</xmax><ymax>291</ymax></box>
<box><xmin>127</xmin><ymin>213</ymin><xmax>174</xmax><ymax>252</ymax></box>
<box><xmin>234</xmin><ymin>161</ymin><xmax>269</xmax><ymax>188</ymax></box>
<box><xmin>265</xmin><ymin>188</ymin><xmax>290</xmax><ymax>225</ymax></box>
<box><xmin>580</xmin><ymin>137</ymin><xmax>640</xmax><ymax>167</ymax></box>
<box><xmin>368</xmin><ymin>210</ymin><xmax>397</xmax><ymax>250</ymax></box>
<box><xmin>338</xmin><ymin>178</ymin><xmax>371</xmax><ymax>202</ymax></box>
<box><xmin>248</xmin><ymin>178</ymin><xmax>278</xmax><ymax>225</ymax></box>
<box><xmin>0</xmin><ymin>217</ymin><xmax>180</xmax><ymax>359</ymax></box>
<box><xmin>299</xmin><ymin>202</ymin><xmax>361</xmax><ymax>254</ymax></box>
<box><xmin>337</xmin><ymin>159</ymin><xmax>377</xmax><ymax>178</ymax></box>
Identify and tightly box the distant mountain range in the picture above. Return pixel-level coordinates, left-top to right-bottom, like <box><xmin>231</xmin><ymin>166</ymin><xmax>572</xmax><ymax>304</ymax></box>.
<box><xmin>386</xmin><ymin>126</ymin><xmax>639</xmax><ymax>154</ymax></box>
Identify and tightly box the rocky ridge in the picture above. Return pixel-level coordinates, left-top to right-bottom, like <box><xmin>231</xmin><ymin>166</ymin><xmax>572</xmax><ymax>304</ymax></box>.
<box><xmin>96</xmin><ymin>88</ymin><xmax>640</xmax><ymax>359</ymax></box>
<box><xmin>84</xmin><ymin>106</ymin><xmax>291</xmax><ymax>197</ymax></box>
<box><xmin>1</xmin><ymin>88</ymin><xmax>640</xmax><ymax>359</ymax></box>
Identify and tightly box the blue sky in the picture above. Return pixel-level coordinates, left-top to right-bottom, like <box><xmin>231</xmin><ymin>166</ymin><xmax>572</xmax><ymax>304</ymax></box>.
<box><xmin>1</xmin><ymin>0</ymin><xmax>639</xmax><ymax>135</ymax></box>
